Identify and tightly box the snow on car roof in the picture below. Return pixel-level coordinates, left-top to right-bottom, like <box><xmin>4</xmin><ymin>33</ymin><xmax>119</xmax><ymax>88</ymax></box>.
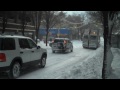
<box><xmin>55</xmin><ymin>38</ymin><xmax>69</xmax><ymax>40</ymax></box>
<box><xmin>0</xmin><ymin>35</ymin><xmax>30</xmax><ymax>39</ymax></box>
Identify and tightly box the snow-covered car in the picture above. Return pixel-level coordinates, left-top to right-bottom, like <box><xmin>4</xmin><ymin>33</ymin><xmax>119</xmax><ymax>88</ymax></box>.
<box><xmin>51</xmin><ymin>38</ymin><xmax>73</xmax><ymax>53</ymax></box>
<box><xmin>0</xmin><ymin>35</ymin><xmax>47</xmax><ymax>79</ymax></box>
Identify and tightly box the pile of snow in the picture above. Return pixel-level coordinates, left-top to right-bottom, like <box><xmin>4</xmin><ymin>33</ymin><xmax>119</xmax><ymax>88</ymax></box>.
<box><xmin>71</xmin><ymin>40</ymin><xmax>82</xmax><ymax>48</ymax></box>
<box><xmin>57</xmin><ymin>46</ymin><xmax>104</xmax><ymax>79</ymax></box>
<box><xmin>37</xmin><ymin>41</ymin><xmax>51</xmax><ymax>49</ymax></box>
<box><xmin>111</xmin><ymin>48</ymin><xmax>120</xmax><ymax>69</ymax></box>
<box><xmin>108</xmin><ymin>48</ymin><xmax>120</xmax><ymax>79</ymax></box>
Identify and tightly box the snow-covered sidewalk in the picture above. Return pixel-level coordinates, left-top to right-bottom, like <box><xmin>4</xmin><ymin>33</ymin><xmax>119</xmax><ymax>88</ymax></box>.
<box><xmin>108</xmin><ymin>48</ymin><xmax>120</xmax><ymax>79</ymax></box>
<box><xmin>56</xmin><ymin>46</ymin><xmax>104</xmax><ymax>79</ymax></box>
<box><xmin>37</xmin><ymin>41</ymin><xmax>51</xmax><ymax>49</ymax></box>
<box><xmin>19</xmin><ymin>37</ymin><xmax>120</xmax><ymax>79</ymax></box>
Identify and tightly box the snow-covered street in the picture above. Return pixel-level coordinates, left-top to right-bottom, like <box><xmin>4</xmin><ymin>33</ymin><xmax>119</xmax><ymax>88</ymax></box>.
<box><xmin>1</xmin><ymin>37</ymin><xmax>120</xmax><ymax>79</ymax></box>
<box><xmin>1</xmin><ymin>11</ymin><xmax>120</xmax><ymax>79</ymax></box>
<box><xmin>15</xmin><ymin>38</ymin><xmax>104</xmax><ymax>79</ymax></box>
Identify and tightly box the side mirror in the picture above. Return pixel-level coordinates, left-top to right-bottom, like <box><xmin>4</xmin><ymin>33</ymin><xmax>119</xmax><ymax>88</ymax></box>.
<box><xmin>37</xmin><ymin>46</ymin><xmax>41</xmax><ymax>49</ymax></box>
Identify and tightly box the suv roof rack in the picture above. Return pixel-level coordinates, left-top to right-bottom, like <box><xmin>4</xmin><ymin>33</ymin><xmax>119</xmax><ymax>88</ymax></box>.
<box><xmin>0</xmin><ymin>33</ymin><xmax>24</xmax><ymax>36</ymax></box>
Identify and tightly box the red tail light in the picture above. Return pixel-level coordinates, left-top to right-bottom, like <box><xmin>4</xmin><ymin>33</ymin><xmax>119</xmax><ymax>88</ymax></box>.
<box><xmin>0</xmin><ymin>53</ymin><xmax>6</xmax><ymax>62</ymax></box>
<box><xmin>52</xmin><ymin>40</ymin><xmax>54</xmax><ymax>43</ymax></box>
<box><xmin>64</xmin><ymin>40</ymin><xmax>67</xmax><ymax>44</ymax></box>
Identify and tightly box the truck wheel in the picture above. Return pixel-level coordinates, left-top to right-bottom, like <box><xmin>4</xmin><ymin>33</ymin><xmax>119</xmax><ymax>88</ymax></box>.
<box><xmin>71</xmin><ymin>47</ymin><xmax>73</xmax><ymax>52</ymax></box>
<box><xmin>62</xmin><ymin>50</ymin><xmax>65</xmax><ymax>53</ymax></box>
<box><xmin>8</xmin><ymin>62</ymin><xmax>21</xmax><ymax>79</ymax></box>
<box><xmin>52</xmin><ymin>50</ymin><xmax>55</xmax><ymax>53</ymax></box>
<box><xmin>83</xmin><ymin>46</ymin><xmax>85</xmax><ymax>48</ymax></box>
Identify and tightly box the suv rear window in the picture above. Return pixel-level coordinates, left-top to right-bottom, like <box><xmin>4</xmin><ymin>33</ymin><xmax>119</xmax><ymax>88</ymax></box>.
<box><xmin>0</xmin><ymin>38</ymin><xmax>15</xmax><ymax>50</ymax></box>
<box><xmin>54</xmin><ymin>39</ymin><xmax>64</xmax><ymax>43</ymax></box>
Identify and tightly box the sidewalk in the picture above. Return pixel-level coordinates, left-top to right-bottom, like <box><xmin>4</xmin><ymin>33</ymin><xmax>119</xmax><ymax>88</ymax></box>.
<box><xmin>37</xmin><ymin>41</ymin><xmax>51</xmax><ymax>49</ymax></box>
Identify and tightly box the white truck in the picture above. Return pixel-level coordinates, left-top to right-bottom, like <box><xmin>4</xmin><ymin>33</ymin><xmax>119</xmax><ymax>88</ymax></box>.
<box><xmin>82</xmin><ymin>29</ymin><xmax>100</xmax><ymax>49</ymax></box>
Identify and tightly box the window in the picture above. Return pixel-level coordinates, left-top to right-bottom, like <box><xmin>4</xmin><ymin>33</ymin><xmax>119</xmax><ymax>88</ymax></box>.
<box><xmin>27</xmin><ymin>39</ymin><xmax>37</xmax><ymax>48</ymax></box>
<box><xmin>54</xmin><ymin>39</ymin><xmax>64</xmax><ymax>43</ymax></box>
<box><xmin>90</xmin><ymin>36</ymin><xmax>96</xmax><ymax>40</ymax></box>
<box><xmin>0</xmin><ymin>38</ymin><xmax>15</xmax><ymax>50</ymax></box>
<box><xmin>84</xmin><ymin>35</ymin><xmax>88</xmax><ymax>39</ymax></box>
<box><xmin>19</xmin><ymin>39</ymin><xmax>30</xmax><ymax>49</ymax></box>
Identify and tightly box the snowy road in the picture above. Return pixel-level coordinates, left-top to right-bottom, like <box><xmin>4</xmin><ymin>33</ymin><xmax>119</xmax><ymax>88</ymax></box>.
<box><xmin>17</xmin><ymin>40</ymin><xmax>103</xmax><ymax>79</ymax></box>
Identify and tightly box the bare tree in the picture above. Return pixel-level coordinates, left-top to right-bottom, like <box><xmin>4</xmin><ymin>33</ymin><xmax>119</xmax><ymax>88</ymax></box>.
<box><xmin>31</xmin><ymin>11</ymin><xmax>43</xmax><ymax>44</ymax></box>
<box><xmin>101</xmin><ymin>11</ymin><xmax>119</xmax><ymax>79</ymax></box>
<box><xmin>43</xmin><ymin>11</ymin><xmax>64</xmax><ymax>46</ymax></box>
<box><xmin>65</xmin><ymin>13</ymin><xmax>85</xmax><ymax>40</ymax></box>
<box><xmin>0</xmin><ymin>11</ymin><xmax>9</xmax><ymax>34</ymax></box>
<box><xmin>19</xmin><ymin>11</ymin><xmax>27</xmax><ymax>36</ymax></box>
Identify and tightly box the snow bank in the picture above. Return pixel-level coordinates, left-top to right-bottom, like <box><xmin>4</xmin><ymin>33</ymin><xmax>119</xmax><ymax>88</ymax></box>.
<box><xmin>71</xmin><ymin>40</ymin><xmax>82</xmax><ymax>48</ymax></box>
<box><xmin>108</xmin><ymin>48</ymin><xmax>120</xmax><ymax>79</ymax></box>
<box><xmin>111</xmin><ymin>48</ymin><xmax>120</xmax><ymax>69</ymax></box>
<box><xmin>37</xmin><ymin>41</ymin><xmax>51</xmax><ymax>49</ymax></box>
<box><xmin>58</xmin><ymin>46</ymin><xmax>104</xmax><ymax>79</ymax></box>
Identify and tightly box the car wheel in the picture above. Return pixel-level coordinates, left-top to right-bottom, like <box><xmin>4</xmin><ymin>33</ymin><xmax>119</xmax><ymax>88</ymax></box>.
<box><xmin>71</xmin><ymin>47</ymin><xmax>73</xmax><ymax>52</ymax></box>
<box><xmin>39</xmin><ymin>56</ymin><xmax>46</xmax><ymax>68</ymax></box>
<box><xmin>52</xmin><ymin>50</ymin><xmax>55</xmax><ymax>53</ymax></box>
<box><xmin>8</xmin><ymin>62</ymin><xmax>21</xmax><ymax>79</ymax></box>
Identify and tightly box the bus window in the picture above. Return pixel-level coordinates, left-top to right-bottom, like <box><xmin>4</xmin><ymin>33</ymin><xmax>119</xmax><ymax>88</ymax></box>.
<box><xmin>84</xmin><ymin>35</ymin><xmax>88</xmax><ymax>39</ymax></box>
<box><xmin>90</xmin><ymin>36</ymin><xmax>96</xmax><ymax>40</ymax></box>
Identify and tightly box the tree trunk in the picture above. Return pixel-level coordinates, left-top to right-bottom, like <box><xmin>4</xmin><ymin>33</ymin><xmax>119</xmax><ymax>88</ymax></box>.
<box><xmin>46</xmin><ymin>31</ymin><xmax>48</xmax><ymax>46</ymax></box>
<box><xmin>2</xmin><ymin>16</ymin><xmax>7</xmax><ymax>34</ymax></box>
<box><xmin>102</xmin><ymin>11</ymin><xmax>113</xmax><ymax>79</ymax></box>
<box><xmin>21</xmin><ymin>11</ymin><xmax>26</xmax><ymax>36</ymax></box>
<box><xmin>36</xmin><ymin>28</ymin><xmax>38</xmax><ymax>44</ymax></box>
<box><xmin>22</xmin><ymin>24</ymin><xmax>25</xmax><ymax>36</ymax></box>
<box><xmin>2</xmin><ymin>17</ymin><xmax>5</xmax><ymax>34</ymax></box>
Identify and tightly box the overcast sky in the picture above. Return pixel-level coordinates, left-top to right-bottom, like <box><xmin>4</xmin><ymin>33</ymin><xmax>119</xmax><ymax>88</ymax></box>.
<box><xmin>64</xmin><ymin>11</ymin><xmax>86</xmax><ymax>15</ymax></box>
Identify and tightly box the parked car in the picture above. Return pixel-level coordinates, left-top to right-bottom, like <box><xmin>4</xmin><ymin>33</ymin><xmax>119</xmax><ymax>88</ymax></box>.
<box><xmin>0</xmin><ymin>35</ymin><xmax>47</xmax><ymax>79</ymax></box>
<box><xmin>51</xmin><ymin>38</ymin><xmax>73</xmax><ymax>53</ymax></box>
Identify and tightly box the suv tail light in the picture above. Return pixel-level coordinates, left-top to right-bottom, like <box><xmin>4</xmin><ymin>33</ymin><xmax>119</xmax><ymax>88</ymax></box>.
<box><xmin>0</xmin><ymin>53</ymin><xmax>6</xmax><ymax>62</ymax></box>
